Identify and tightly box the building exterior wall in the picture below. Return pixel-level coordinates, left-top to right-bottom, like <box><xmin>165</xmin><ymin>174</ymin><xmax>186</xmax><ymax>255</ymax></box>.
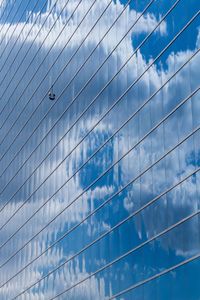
<box><xmin>0</xmin><ymin>0</ymin><xmax>199</xmax><ymax>299</ymax></box>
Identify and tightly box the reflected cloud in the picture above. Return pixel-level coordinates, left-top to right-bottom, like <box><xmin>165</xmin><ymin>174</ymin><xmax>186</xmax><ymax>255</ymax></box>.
<box><xmin>0</xmin><ymin>0</ymin><xmax>199</xmax><ymax>299</ymax></box>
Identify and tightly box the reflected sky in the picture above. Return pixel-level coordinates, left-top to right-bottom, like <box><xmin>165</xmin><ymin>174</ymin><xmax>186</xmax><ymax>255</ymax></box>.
<box><xmin>0</xmin><ymin>0</ymin><xmax>199</xmax><ymax>299</ymax></box>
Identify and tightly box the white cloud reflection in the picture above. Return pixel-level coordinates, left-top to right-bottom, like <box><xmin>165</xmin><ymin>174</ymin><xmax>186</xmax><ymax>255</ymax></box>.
<box><xmin>0</xmin><ymin>0</ymin><xmax>199</xmax><ymax>299</ymax></box>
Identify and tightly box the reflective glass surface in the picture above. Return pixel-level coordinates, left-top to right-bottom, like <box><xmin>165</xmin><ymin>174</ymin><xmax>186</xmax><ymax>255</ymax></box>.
<box><xmin>0</xmin><ymin>0</ymin><xmax>199</xmax><ymax>299</ymax></box>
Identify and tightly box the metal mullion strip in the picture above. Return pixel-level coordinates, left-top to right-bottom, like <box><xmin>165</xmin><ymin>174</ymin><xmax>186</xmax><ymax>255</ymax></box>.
<box><xmin>0</xmin><ymin>0</ymin><xmax>59</xmax><ymax>101</ymax></box>
<box><xmin>42</xmin><ymin>212</ymin><xmax>200</xmax><ymax>299</ymax></box>
<box><xmin>0</xmin><ymin>0</ymin><xmax>47</xmax><ymax>78</ymax></box>
<box><xmin>0</xmin><ymin>0</ymin><xmax>6</xmax><ymax>17</ymax></box>
<box><xmin>0</xmin><ymin>47</ymin><xmax>198</xmax><ymax>273</ymax></box>
<box><xmin>0</xmin><ymin>0</ymin><xmax>34</xmax><ymax>64</ymax></box>
<box><xmin>0</xmin><ymin>0</ymin><xmax>26</xmax><ymax>56</ymax></box>
<box><xmin>0</xmin><ymin>8</ymin><xmax>197</xmax><ymax>233</ymax></box>
<box><xmin>0</xmin><ymin>0</ymin><xmax>79</xmax><ymax>120</ymax></box>
<box><xmin>0</xmin><ymin>1</ymin><xmax>8</xmax><ymax>20</ymax></box>
<box><xmin>0</xmin><ymin>0</ymin><xmax>19</xmax><ymax>37</ymax></box>
<box><xmin>2</xmin><ymin>121</ymin><xmax>200</xmax><ymax>291</ymax></box>
<box><xmin>0</xmin><ymin>0</ymin><xmax>180</xmax><ymax>201</ymax></box>
<box><xmin>0</xmin><ymin>85</ymin><xmax>199</xmax><ymax>275</ymax></box>
<box><xmin>0</xmin><ymin>0</ymin><xmax>152</xmax><ymax>184</ymax></box>
<box><xmin>109</xmin><ymin>254</ymin><xmax>200</xmax><ymax>299</ymax></box>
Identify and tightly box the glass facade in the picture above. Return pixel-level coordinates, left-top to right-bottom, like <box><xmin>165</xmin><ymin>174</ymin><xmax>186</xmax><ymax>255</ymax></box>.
<box><xmin>0</xmin><ymin>0</ymin><xmax>199</xmax><ymax>299</ymax></box>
